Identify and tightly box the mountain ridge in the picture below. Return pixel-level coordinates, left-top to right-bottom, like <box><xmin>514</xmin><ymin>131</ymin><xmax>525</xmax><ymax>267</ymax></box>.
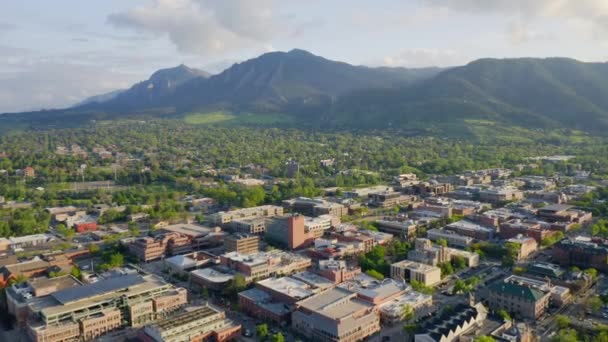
<box><xmin>3</xmin><ymin>50</ymin><xmax>608</xmax><ymax>135</ymax></box>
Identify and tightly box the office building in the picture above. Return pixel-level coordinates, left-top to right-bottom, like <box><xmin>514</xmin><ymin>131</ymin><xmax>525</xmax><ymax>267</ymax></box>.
<box><xmin>141</xmin><ymin>305</ymin><xmax>241</xmax><ymax>342</ymax></box>
<box><xmin>316</xmin><ymin>259</ymin><xmax>361</xmax><ymax>283</ymax></box>
<box><xmin>27</xmin><ymin>274</ymin><xmax>187</xmax><ymax>342</ymax></box>
<box><xmin>210</xmin><ymin>205</ymin><xmax>283</xmax><ymax>226</ymax></box>
<box><xmin>292</xmin><ymin>287</ymin><xmax>380</xmax><ymax>342</ymax></box>
<box><xmin>390</xmin><ymin>260</ymin><xmax>441</xmax><ymax>286</ymax></box>
<box><xmin>414</xmin><ymin>303</ymin><xmax>487</xmax><ymax>342</ymax></box>
<box><xmin>480</xmin><ymin>275</ymin><xmax>570</xmax><ymax>320</ymax></box>
<box><xmin>553</xmin><ymin>236</ymin><xmax>608</xmax><ymax>272</ymax></box>
<box><xmin>129</xmin><ymin>232</ymin><xmax>192</xmax><ymax>262</ymax></box>
<box><xmin>282</xmin><ymin>197</ymin><xmax>348</xmax><ymax>217</ymax></box>
<box><xmin>445</xmin><ymin>220</ymin><xmax>495</xmax><ymax>240</ymax></box>
<box><xmin>224</xmin><ymin>233</ymin><xmax>260</xmax><ymax>255</ymax></box>
<box><xmin>427</xmin><ymin>229</ymin><xmax>473</xmax><ymax>248</ymax></box>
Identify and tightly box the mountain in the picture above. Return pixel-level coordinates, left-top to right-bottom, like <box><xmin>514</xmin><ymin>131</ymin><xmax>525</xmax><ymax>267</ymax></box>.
<box><xmin>75</xmin><ymin>89</ymin><xmax>125</xmax><ymax>106</ymax></box>
<box><xmin>86</xmin><ymin>64</ymin><xmax>210</xmax><ymax>111</ymax></box>
<box><xmin>3</xmin><ymin>50</ymin><xmax>608</xmax><ymax>135</ymax></box>
<box><xmin>327</xmin><ymin>57</ymin><xmax>608</xmax><ymax>132</ymax></box>
<box><xmin>91</xmin><ymin>49</ymin><xmax>442</xmax><ymax>114</ymax></box>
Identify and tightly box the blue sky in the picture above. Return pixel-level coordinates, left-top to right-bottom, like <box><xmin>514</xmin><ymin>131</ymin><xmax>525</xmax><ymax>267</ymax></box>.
<box><xmin>1</xmin><ymin>0</ymin><xmax>607</xmax><ymax>112</ymax></box>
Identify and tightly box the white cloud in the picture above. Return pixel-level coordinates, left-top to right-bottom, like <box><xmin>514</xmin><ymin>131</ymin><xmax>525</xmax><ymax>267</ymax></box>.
<box><xmin>0</xmin><ymin>62</ymin><xmax>142</xmax><ymax>113</ymax></box>
<box><xmin>425</xmin><ymin>0</ymin><xmax>608</xmax><ymax>41</ymax></box>
<box><xmin>379</xmin><ymin>48</ymin><xmax>471</xmax><ymax>68</ymax></box>
<box><xmin>107</xmin><ymin>0</ymin><xmax>284</xmax><ymax>56</ymax></box>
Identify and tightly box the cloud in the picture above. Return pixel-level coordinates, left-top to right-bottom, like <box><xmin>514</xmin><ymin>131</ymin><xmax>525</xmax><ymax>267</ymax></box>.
<box><xmin>0</xmin><ymin>62</ymin><xmax>143</xmax><ymax>113</ymax></box>
<box><xmin>378</xmin><ymin>48</ymin><xmax>471</xmax><ymax>68</ymax></box>
<box><xmin>107</xmin><ymin>0</ymin><xmax>284</xmax><ymax>55</ymax></box>
<box><xmin>424</xmin><ymin>0</ymin><xmax>608</xmax><ymax>41</ymax></box>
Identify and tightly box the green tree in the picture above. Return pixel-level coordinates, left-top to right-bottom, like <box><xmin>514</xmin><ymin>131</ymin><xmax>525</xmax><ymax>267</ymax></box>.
<box><xmin>402</xmin><ymin>304</ymin><xmax>414</xmax><ymax>321</ymax></box>
<box><xmin>498</xmin><ymin>309</ymin><xmax>512</xmax><ymax>321</ymax></box>
<box><xmin>365</xmin><ymin>269</ymin><xmax>385</xmax><ymax>281</ymax></box>
<box><xmin>474</xmin><ymin>337</ymin><xmax>496</xmax><ymax>342</ymax></box>
<box><xmin>555</xmin><ymin>315</ymin><xmax>571</xmax><ymax>329</ymax></box>
<box><xmin>256</xmin><ymin>324</ymin><xmax>268</xmax><ymax>340</ymax></box>
<box><xmin>550</xmin><ymin>328</ymin><xmax>579</xmax><ymax>342</ymax></box>
<box><xmin>270</xmin><ymin>332</ymin><xmax>285</xmax><ymax>342</ymax></box>
<box><xmin>70</xmin><ymin>266</ymin><xmax>81</xmax><ymax>279</ymax></box>
<box><xmin>586</xmin><ymin>296</ymin><xmax>603</xmax><ymax>313</ymax></box>
<box><xmin>584</xmin><ymin>268</ymin><xmax>599</xmax><ymax>280</ymax></box>
<box><xmin>439</xmin><ymin>262</ymin><xmax>454</xmax><ymax>278</ymax></box>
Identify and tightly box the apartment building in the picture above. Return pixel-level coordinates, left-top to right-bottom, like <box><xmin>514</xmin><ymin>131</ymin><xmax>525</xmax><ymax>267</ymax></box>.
<box><xmin>129</xmin><ymin>232</ymin><xmax>192</xmax><ymax>262</ymax></box>
<box><xmin>219</xmin><ymin>250</ymin><xmax>312</xmax><ymax>281</ymax></box>
<box><xmin>368</xmin><ymin>191</ymin><xmax>413</xmax><ymax>208</ymax></box>
<box><xmin>390</xmin><ymin>260</ymin><xmax>442</xmax><ymax>286</ymax></box>
<box><xmin>282</xmin><ymin>197</ymin><xmax>348</xmax><ymax>217</ymax></box>
<box><xmin>499</xmin><ymin>219</ymin><xmax>559</xmax><ymax>244</ymax></box>
<box><xmin>507</xmin><ymin>235</ymin><xmax>538</xmax><ymax>261</ymax></box>
<box><xmin>224</xmin><ymin>233</ymin><xmax>260</xmax><ymax>255</ymax></box>
<box><xmin>141</xmin><ymin>305</ymin><xmax>241</xmax><ymax>342</ymax></box>
<box><xmin>228</xmin><ymin>217</ymin><xmax>267</xmax><ymax>234</ymax></box>
<box><xmin>553</xmin><ymin>236</ymin><xmax>608</xmax><ymax>272</ymax></box>
<box><xmin>480</xmin><ymin>275</ymin><xmax>570</xmax><ymax>320</ymax></box>
<box><xmin>292</xmin><ymin>287</ymin><xmax>380</xmax><ymax>342</ymax></box>
<box><xmin>445</xmin><ymin>220</ymin><xmax>495</xmax><ymax>240</ymax></box>
<box><xmin>27</xmin><ymin>274</ymin><xmax>187</xmax><ymax>342</ymax></box>
<box><xmin>537</xmin><ymin>204</ymin><xmax>592</xmax><ymax>224</ymax></box>
<box><xmin>210</xmin><ymin>205</ymin><xmax>284</xmax><ymax>226</ymax></box>
<box><xmin>426</xmin><ymin>229</ymin><xmax>474</xmax><ymax>248</ymax></box>
<box><xmin>316</xmin><ymin>259</ymin><xmax>361</xmax><ymax>283</ymax></box>
<box><xmin>407</xmin><ymin>238</ymin><xmax>479</xmax><ymax>268</ymax></box>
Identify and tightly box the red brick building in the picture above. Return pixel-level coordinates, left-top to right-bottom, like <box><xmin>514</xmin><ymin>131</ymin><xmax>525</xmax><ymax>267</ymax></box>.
<box><xmin>75</xmin><ymin>221</ymin><xmax>98</xmax><ymax>233</ymax></box>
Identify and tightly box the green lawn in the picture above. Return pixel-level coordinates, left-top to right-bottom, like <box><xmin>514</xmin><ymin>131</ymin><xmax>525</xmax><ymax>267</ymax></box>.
<box><xmin>183</xmin><ymin>111</ymin><xmax>294</xmax><ymax>126</ymax></box>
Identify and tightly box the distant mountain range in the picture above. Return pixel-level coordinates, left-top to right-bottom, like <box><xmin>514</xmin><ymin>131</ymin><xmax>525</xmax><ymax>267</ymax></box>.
<box><xmin>3</xmin><ymin>49</ymin><xmax>608</xmax><ymax>134</ymax></box>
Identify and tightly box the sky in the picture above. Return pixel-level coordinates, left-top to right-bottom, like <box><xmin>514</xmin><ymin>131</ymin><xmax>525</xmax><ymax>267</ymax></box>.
<box><xmin>1</xmin><ymin>0</ymin><xmax>608</xmax><ymax>113</ymax></box>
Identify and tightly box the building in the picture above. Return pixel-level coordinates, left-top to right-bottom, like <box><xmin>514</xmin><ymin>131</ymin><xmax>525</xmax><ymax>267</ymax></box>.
<box><xmin>291</xmin><ymin>287</ymin><xmax>380</xmax><ymax>342</ymax></box>
<box><xmin>499</xmin><ymin>219</ymin><xmax>559</xmax><ymax>244</ymax></box>
<box><xmin>507</xmin><ymin>235</ymin><xmax>538</xmax><ymax>261</ymax></box>
<box><xmin>427</xmin><ymin>229</ymin><xmax>474</xmax><ymax>248</ymax></box>
<box><xmin>163</xmin><ymin>252</ymin><xmax>215</xmax><ymax>275</ymax></box>
<box><xmin>239</xmin><ymin>272</ymin><xmax>332</xmax><ymax>324</ymax></box>
<box><xmin>343</xmin><ymin>185</ymin><xmax>393</xmax><ymax>199</ymax></box>
<box><xmin>479</xmin><ymin>275</ymin><xmax>570</xmax><ymax>320</ymax></box>
<box><xmin>129</xmin><ymin>232</ymin><xmax>192</xmax><ymax>262</ymax></box>
<box><xmin>282</xmin><ymin>197</ymin><xmax>348</xmax><ymax>217</ymax></box>
<box><xmin>390</xmin><ymin>260</ymin><xmax>442</xmax><ymax>286</ymax></box>
<box><xmin>368</xmin><ymin>191</ymin><xmax>413</xmax><ymax>208</ymax></box>
<box><xmin>445</xmin><ymin>220</ymin><xmax>495</xmax><ymax>240</ymax></box>
<box><xmin>24</xmin><ymin>166</ymin><xmax>35</xmax><ymax>178</ymax></box>
<box><xmin>376</xmin><ymin>220</ymin><xmax>417</xmax><ymax>237</ymax></box>
<box><xmin>27</xmin><ymin>274</ymin><xmax>188</xmax><ymax>342</ymax></box>
<box><xmin>210</xmin><ymin>205</ymin><xmax>283</xmax><ymax>226</ymax></box>
<box><xmin>74</xmin><ymin>220</ymin><xmax>98</xmax><ymax>233</ymax></box>
<box><xmin>228</xmin><ymin>217</ymin><xmax>267</xmax><ymax>234</ymax></box>
<box><xmin>316</xmin><ymin>259</ymin><xmax>361</xmax><ymax>283</ymax></box>
<box><xmin>478</xmin><ymin>187</ymin><xmax>524</xmax><ymax>204</ymax></box>
<box><xmin>216</xmin><ymin>250</ymin><xmax>312</xmax><ymax>283</ymax></box>
<box><xmin>6</xmin><ymin>275</ymin><xmax>82</xmax><ymax>326</ymax></box>
<box><xmin>537</xmin><ymin>204</ymin><xmax>592</xmax><ymax>224</ymax></box>
<box><xmin>266</xmin><ymin>215</ymin><xmax>316</xmax><ymax>250</ymax></box>
<box><xmin>0</xmin><ymin>233</ymin><xmax>55</xmax><ymax>252</ymax></box>
<box><xmin>414</xmin><ymin>303</ymin><xmax>487</xmax><ymax>342</ymax></box>
<box><xmin>553</xmin><ymin>236</ymin><xmax>608</xmax><ymax>272</ymax></box>
<box><xmin>224</xmin><ymin>233</ymin><xmax>260</xmax><ymax>255</ymax></box>
<box><xmin>190</xmin><ymin>268</ymin><xmax>235</xmax><ymax>291</ymax></box>
<box><xmin>378</xmin><ymin>290</ymin><xmax>433</xmax><ymax>325</ymax></box>
<box><xmin>0</xmin><ymin>254</ymin><xmax>72</xmax><ymax>287</ymax></box>
<box><xmin>407</xmin><ymin>238</ymin><xmax>479</xmax><ymax>268</ymax></box>
<box><xmin>141</xmin><ymin>305</ymin><xmax>241</xmax><ymax>342</ymax></box>
<box><xmin>161</xmin><ymin>223</ymin><xmax>225</xmax><ymax>248</ymax></box>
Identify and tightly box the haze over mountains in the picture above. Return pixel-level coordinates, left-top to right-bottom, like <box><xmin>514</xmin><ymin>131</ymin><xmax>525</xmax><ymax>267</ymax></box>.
<box><xmin>4</xmin><ymin>49</ymin><xmax>608</xmax><ymax>134</ymax></box>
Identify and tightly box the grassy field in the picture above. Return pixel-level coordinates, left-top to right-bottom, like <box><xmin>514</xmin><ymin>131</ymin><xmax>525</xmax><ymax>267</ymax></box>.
<box><xmin>183</xmin><ymin>111</ymin><xmax>294</xmax><ymax>126</ymax></box>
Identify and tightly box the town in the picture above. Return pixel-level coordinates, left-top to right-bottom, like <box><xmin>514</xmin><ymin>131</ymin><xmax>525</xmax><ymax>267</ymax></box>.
<box><xmin>0</xmin><ymin>151</ymin><xmax>606</xmax><ymax>342</ymax></box>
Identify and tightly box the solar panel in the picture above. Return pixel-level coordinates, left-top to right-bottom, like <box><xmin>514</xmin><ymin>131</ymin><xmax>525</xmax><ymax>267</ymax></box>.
<box><xmin>52</xmin><ymin>274</ymin><xmax>145</xmax><ymax>304</ymax></box>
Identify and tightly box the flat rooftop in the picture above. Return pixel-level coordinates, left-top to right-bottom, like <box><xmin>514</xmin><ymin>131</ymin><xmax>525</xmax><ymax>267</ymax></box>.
<box><xmin>154</xmin><ymin>305</ymin><xmax>219</xmax><ymax>331</ymax></box>
<box><xmin>51</xmin><ymin>274</ymin><xmax>144</xmax><ymax>305</ymax></box>
<box><xmin>161</xmin><ymin>223</ymin><xmax>215</xmax><ymax>238</ymax></box>
<box><xmin>291</xmin><ymin>271</ymin><xmax>334</xmax><ymax>290</ymax></box>
<box><xmin>297</xmin><ymin>287</ymin><xmax>372</xmax><ymax>320</ymax></box>
<box><xmin>339</xmin><ymin>274</ymin><xmax>407</xmax><ymax>301</ymax></box>
<box><xmin>257</xmin><ymin>277</ymin><xmax>314</xmax><ymax>301</ymax></box>
<box><xmin>38</xmin><ymin>275</ymin><xmax>171</xmax><ymax>317</ymax></box>
<box><xmin>447</xmin><ymin>220</ymin><xmax>494</xmax><ymax>233</ymax></box>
